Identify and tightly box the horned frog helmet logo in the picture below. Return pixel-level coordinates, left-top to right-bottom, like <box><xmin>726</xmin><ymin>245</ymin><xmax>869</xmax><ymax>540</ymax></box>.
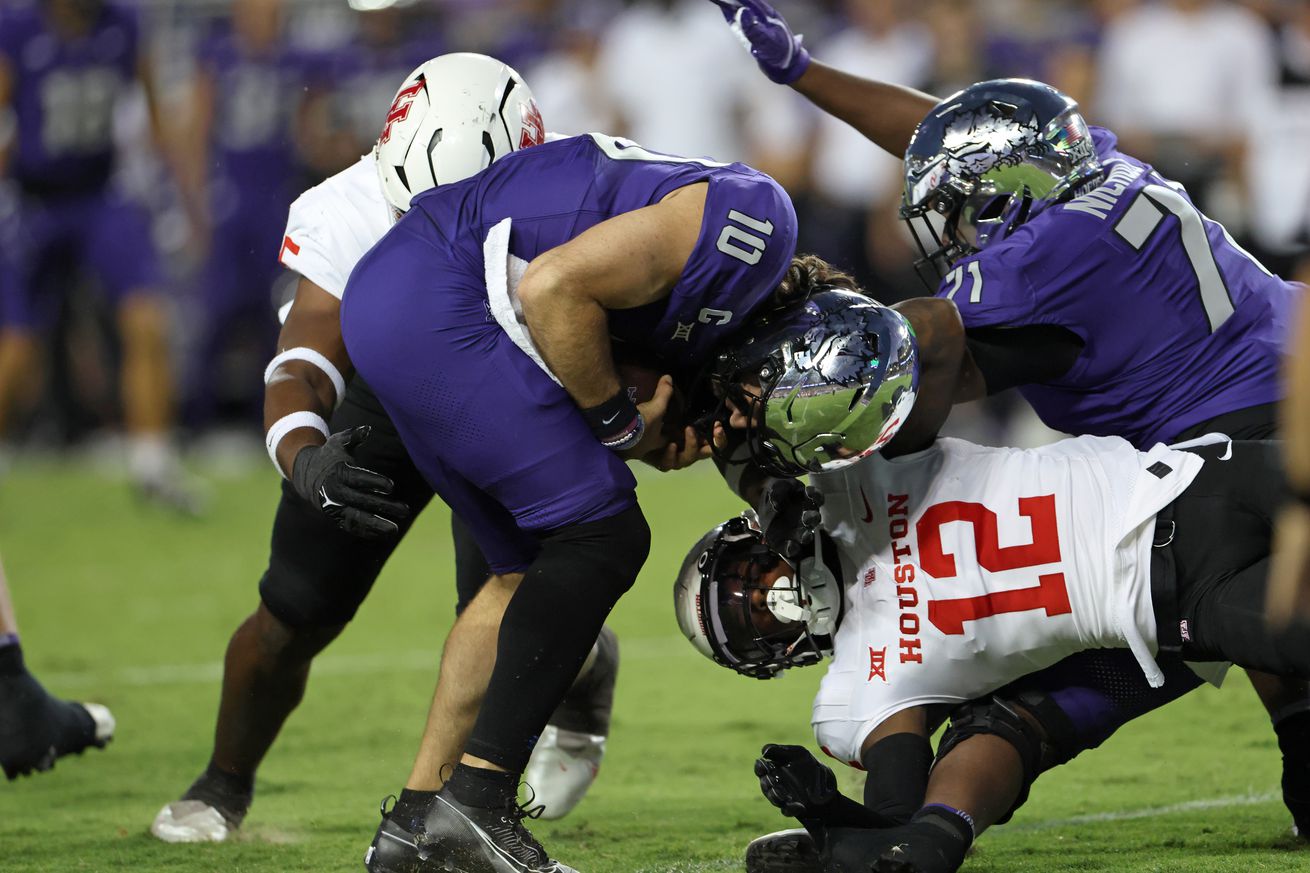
<box><xmin>939</xmin><ymin>106</ymin><xmax>1043</xmax><ymax>178</ymax></box>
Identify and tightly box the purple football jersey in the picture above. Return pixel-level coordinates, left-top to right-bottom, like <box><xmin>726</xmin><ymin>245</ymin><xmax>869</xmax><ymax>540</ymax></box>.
<box><xmin>197</xmin><ymin>31</ymin><xmax>310</xmax><ymax>191</ymax></box>
<box><xmin>401</xmin><ymin>133</ymin><xmax>799</xmax><ymax>373</ymax></box>
<box><xmin>341</xmin><ymin>134</ymin><xmax>796</xmax><ymax>554</ymax></box>
<box><xmin>939</xmin><ymin>126</ymin><xmax>1303</xmax><ymax>447</ymax></box>
<box><xmin>313</xmin><ymin>38</ymin><xmax>434</xmax><ymax>152</ymax></box>
<box><xmin>0</xmin><ymin>0</ymin><xmax>139</xmax><ymax>194</ymax></box>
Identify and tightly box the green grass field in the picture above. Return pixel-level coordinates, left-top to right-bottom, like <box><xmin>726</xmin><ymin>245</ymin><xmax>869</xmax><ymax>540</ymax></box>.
<box><xmin>1</xmin><ymin>460</ymin><xmax>1307</xmax><ymax>872</ymax></box>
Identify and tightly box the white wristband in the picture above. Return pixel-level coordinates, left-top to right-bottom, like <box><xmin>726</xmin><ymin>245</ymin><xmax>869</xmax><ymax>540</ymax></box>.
<box><xmin>264</xmin><ymin>347</ymin><xmax>347</xmax><ymax>409</ymax></box>
<box><xmin>265</xmin><ymin>411</ymin><xmax>329</xmax><ymax>478</ymax></box>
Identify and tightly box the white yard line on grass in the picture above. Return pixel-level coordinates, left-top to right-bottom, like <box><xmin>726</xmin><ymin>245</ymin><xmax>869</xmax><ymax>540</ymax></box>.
<box><xmin>43</xmin><ymin>636</ymin><xmax>691</xmax><ymax>688</ymax></box>
<box><xmin>1007</xmin><ymin>791</ymin><xmax>1280</xmax><ymax>832</ymax></box>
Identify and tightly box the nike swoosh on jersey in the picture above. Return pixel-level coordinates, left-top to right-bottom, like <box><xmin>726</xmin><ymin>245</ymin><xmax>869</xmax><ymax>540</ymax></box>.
<box><xmin>860</xmin><ymin>485</ymin><xmax>874</xmax><ymax>524</ymax></box>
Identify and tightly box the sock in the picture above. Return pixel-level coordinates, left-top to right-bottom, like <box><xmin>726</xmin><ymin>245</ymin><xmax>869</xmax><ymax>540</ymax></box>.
<box><xmin>913</xmin><ymin>803</ymin><xmax>976</xmax><ymax>851</ymax></box>
<box><xmin>445</xmin><ymin>764</ymin><xmax>517</xmax><ymax>810</ymax></box>
<box><xmin>182</xmin><ymin>761</ymin><xmax>255</xmax><ymax>826</ymax></box>
<box><xmin>0</xmin><ymin>639</ymin><xmax>24</xmax><ymax>677</ymax></box>
<box><xmin>1275</xmin><ymin>709</ymin><xmax>1310</xmax><ymax>832</ymax></box>
<box><xmin>393</xmin><ymin>788</ymin><xmax>439</xmax><ymax>832</ymax></box>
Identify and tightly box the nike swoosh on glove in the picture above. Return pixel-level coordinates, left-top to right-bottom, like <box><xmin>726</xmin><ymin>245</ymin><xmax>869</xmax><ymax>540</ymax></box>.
<box><xmin>290</xmin><ymin>425</ymin><xmax>410</xmax><ymax>539</ymax></box>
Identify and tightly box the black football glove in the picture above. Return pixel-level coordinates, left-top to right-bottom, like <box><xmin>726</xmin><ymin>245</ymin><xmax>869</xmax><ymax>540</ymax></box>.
<box><xmin>755</xmin><ymin>743</ymin><xmax>838</xmax><ymax>818</ymax></box>
<box><xmin>290</xmin><ymin>425</ymin><xmax>410</xmax><ymax>539</ymax></box>
<box><xmin>763</xmin><ymin>478</ymin><xmax>825</xmax><ymax>560</ymax></box>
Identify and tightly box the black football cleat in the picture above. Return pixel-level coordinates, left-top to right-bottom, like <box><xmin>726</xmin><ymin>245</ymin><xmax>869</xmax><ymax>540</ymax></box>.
<box><xmin>0</xmin><ymin>670</ymin><xmax>114</xmax><ymax>780</ymax></box>
<box><xmin>363</xmin><ymin>795</ymin><xmax>433</xmax><ymax>873</ymax></box>
<box><xmin>415</xmin><ymin>789</ymin><xmax>578</xmax><ymax>873</ymax></box>
<box><xmin>824</xmin><ymin>809</ymin><xmax>972</xmax><ymax>873</ymax></box>
<box><xmin>745</xmin><ymin>828</ymin><xmax>823</xmax><ymax>873</ymax></box>
<box><xmin>1276</xmin><ymin>711</ymin><xmax>1310</xmax><ymax>838</ymax></box>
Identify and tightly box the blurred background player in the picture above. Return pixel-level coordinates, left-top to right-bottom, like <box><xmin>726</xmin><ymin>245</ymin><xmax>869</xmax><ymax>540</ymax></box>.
<box><xmin>0</xmin><ymin>551</ymin><xmax>114</xmax><ymax>780</ymax></box>
<box><xmin>0</xmin><ymin>0</ymin><xmax>199</xmax><ymax>511</ymax></box>
<box><xmin>152</xmin><ymin>54</ymin><xmax>618</xmax><ymax>847</ymax></box>
<box><xmin>1271</xmin><ymin>294</ymin><xmax>1310</xmax><ymax>627</ymax></box>
<box><xmin>180</xmin><ymin>0</ymin><xmax>315</xmax><ymax>431</ymax></box>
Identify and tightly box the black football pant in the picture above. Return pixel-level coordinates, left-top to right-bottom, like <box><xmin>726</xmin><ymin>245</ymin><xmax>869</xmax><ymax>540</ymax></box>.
<box><xmin>1154</xmin><ymin>440</ymin><xmax>1310</xmax><ymax>678</ymax></box>
<box><xmin>259</xmin><ymin>376</ymin><xmax>489</xmax><ymax>629</ymax></box>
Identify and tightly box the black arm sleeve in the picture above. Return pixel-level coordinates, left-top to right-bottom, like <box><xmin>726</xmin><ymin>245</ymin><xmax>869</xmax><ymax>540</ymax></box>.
<box><xmin>965</xmin><ymin>325</ymin><xmax>1084</xmax><ymax>395</ymax></box>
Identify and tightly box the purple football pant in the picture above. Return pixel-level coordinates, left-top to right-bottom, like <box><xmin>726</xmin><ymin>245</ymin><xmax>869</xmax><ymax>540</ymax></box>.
<box><xmin>340</xmin><ymin>231</ymin><xmax>637</xmax><ymax>574</ymax></box>
<box><xmin>4</xmin><ymin>188</ymin><xmax>162</xmax><ymax>329</ymax></box>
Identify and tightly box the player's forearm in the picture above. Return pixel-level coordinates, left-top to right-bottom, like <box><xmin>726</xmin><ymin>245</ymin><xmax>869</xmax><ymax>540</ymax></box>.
<box><xmin>792</xmin><ymin>61</ymin><xmax>937</xmax><ymax>159</ymax></box>
<box><xmin>264</xmin><ymin>365</ymin><xmax>339</xmax><ymax>474</ymax></box>
<box><xmin>264</xmin><ymin>280</ymin><xmax>354</xmax><ymax>475</ymax></box>
<box><xmin>883</xmin><ymin>298</ymin><xmax>969</xmax><ymax>456</ymax></box>
<box><xmin>519</xmin><ymin>276</ymin><xmax>621</xmax><ymax>410</ymax></box>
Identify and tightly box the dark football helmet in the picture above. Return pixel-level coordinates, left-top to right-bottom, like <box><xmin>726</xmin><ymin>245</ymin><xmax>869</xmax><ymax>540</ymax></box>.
<box><xmin>901</xmin><ymin>78</ymin><xmax>1103</xmax><ymax>282</ymax></box>
<box><xmin>673</xmin><ymin>512</ymin><xmax>842</xmax><ymax>680</ymax></box>
<box><xmin>707</xmin><ymin>289</ymin><xmax>919</xmax><ymax>477</ymax></box>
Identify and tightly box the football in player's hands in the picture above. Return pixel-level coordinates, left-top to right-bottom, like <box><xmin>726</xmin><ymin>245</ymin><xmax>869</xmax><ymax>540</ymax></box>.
<box><xmin>755</xmin><ymin>743</ymin><xmax>838</xmax><ymax>818</ymax></box>
<box><xmin>617</xmin><ymin>362</ymin><xmax>687</xmax><ymax>447</ymax></box>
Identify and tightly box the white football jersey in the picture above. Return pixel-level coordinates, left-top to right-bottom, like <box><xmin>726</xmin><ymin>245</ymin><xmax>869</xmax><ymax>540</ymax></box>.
<box><xmin>279</xmin><ymin>153</ymin><xmax>392</xmax><ymax>301</ymax></box>
<box><xmin>809</xmin><ymin>435</ymin><xmax>1203</xmax><ymax>765</ymax></box>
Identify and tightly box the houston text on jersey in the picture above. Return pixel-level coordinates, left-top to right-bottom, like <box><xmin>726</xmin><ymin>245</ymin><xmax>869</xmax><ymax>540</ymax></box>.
<box><xmin>887</xmin><ymin>492</ymin><xmax>923</xmax><ymax>665</ymax></box>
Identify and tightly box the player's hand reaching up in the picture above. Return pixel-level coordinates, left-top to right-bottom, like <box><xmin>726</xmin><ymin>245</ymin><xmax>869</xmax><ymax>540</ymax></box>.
<box><xmin>708</xmin><ymin>0</ymin><xmax>811</xmax><ymax>84</ymax></box>
<box><xmin>755</xmin><ymin>744</ymin><xmax>838</xmax><ymax>818</ymax></box>
<box><xmin>290</xmin><ymin>426</ymin><xmax>410</xmax><ymax>539</ymax></box>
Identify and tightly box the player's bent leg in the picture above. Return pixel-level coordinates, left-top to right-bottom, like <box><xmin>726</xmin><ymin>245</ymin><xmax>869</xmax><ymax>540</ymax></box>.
<box><xmin>420</xmin><ymin>507</ymin><xmax>649</xmax><ymax>873</ymax></box>
<box><xmin>407</xmin><ymin>572</ymin><xmax>524</xmax><ymax>792</ymax></box>
<box><xmin>525</xmin><ymin>624</ymin><xmax>620</xmax><ymax>820</ymax></box>
<box><xmin>151</xmin><ymin>602</ymin><xmax>344</xmax><ymax>843</ymax></box>
<box><xmin>364</xmin><ymin>572</ymin><xmax>523</xmax><ymax>873</ymax></box>
<box><xmin>116</xmin><ymin>292</ymin><xmax>205</xmax><ymax>514</ymax></box>
<box><xmin>157</xmin><ymin>405</ymin><xmax>432</xmax><ymax>844</ymax></box>
<box><xmin>0</xmin><ymin>328</ymin><xmax>40</xmax><ymax>437</ymax></box>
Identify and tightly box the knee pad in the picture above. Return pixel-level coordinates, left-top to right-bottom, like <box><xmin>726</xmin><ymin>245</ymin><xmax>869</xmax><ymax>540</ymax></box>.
<box><xmin>936</xmin><ymin>694</ymin><xmax>1049</xmax><ymax>824</ymax></box>
<box><xmin>538</xmin><ymin>504</ymin><xmax>651</xmax><ymax>601</ymax></box>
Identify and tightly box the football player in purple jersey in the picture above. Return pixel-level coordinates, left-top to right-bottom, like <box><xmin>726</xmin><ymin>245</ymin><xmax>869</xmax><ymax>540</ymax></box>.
<box><xmin>182</xmin><ymin>0</ymin><xmax>314</xmax><ymax>429</ymax></box>
<box><xmin>339</xmin><ymin>131</ymin><xmax>815</xmax><ymax>871</ymax></box>
<box><xmin>710</xmin><ymin>0</ymin><xmax>1309</xmax><ymax>869</ymax></box>
<box><xmin>0</xmin><ymin>0</ymin><xmax>199</xmax><ymax>510</ymax></box>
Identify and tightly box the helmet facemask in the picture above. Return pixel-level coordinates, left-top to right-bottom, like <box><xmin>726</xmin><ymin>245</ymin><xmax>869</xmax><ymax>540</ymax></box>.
<box><xmin>684</xmin><ymin>514</ymin><xmax>840</xmax><ymax>680</ymax></box>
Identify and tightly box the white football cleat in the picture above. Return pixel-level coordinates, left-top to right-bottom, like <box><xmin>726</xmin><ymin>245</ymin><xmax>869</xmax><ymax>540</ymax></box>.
<box><xmin>523</xmin><ymin>725</ymin><xmax>606</xmax><ymax>820</ymax></box>
<box><xmin>150</xmin><ymin>800</ymin><xmax>233</xmax><ymax>843</ymax></box>
<box><xmin>82</xmin><ymin>703</ymin><xmax>115</xmax><ymax>745</ymax></box>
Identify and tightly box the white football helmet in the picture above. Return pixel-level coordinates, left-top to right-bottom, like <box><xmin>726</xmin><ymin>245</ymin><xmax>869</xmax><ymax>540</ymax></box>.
<box><xmin>674</xmin><ymin>512</ymin><xmax>841</xmax><ymax>680</ymax></box>
<box><xmin>374</xmin><ymin>52</ymin><xmax>544</xmax><ymax>216</ymax></box>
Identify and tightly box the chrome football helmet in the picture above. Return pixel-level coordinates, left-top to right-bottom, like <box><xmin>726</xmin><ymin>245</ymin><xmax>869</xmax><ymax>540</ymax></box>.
<box><xmin>673</xmin><ymin>512</ymin><xmax>842</xmax><ymax>680</ymax></box>
<box><xmin>708</xmin><ymin>290</ymin><xmax>919</xmax><ymax>477</ymax></box>
<box><xmin>901</xmin><ymin>78</ymin><xmax>1103</xmax><ymax>282</ymax></box>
